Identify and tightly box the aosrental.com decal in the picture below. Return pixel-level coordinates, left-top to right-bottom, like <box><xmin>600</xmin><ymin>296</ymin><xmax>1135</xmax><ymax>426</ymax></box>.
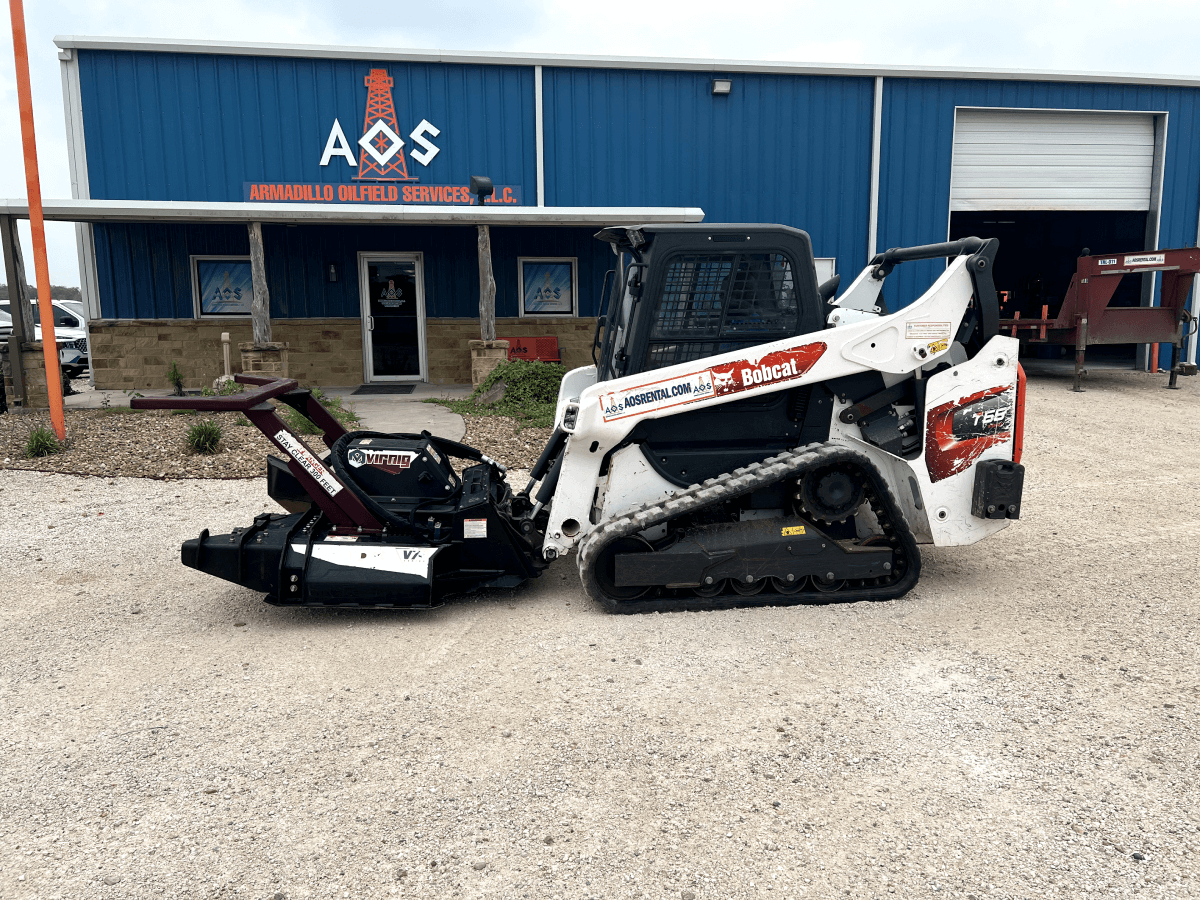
<box><xmin>601</xmin><ymin>342</ymin><xmax>826</xmax><ymax>422</ymax></box>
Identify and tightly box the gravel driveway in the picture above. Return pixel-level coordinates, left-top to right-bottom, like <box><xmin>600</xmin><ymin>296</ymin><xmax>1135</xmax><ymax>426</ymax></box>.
<box><xmin>0</xmin><ymin>369</ymin><xmax>1197</xmax><ymax>900</ymax></box>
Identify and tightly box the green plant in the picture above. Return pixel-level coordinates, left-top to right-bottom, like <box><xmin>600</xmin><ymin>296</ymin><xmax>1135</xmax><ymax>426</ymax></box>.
<box><xmin>25</xmin><ymin>425</ymin><xmax>62</xmax><ymax>458</ymax></box>
<box><xmin>166</xmin><ymin>361</ymin><xmax>185</xmax><ymax>396</ymax></box>
<box><xmin>219</xmin><ymin>379</ymin><xmax>245</xmax><ymax>396</ymax></box>
<box><xmin>426</xmin><ymin>358</ymin><xmax>566</xmax><ymax>428</ymax></box>
<box><xmin>235</xmin><ymin>414</ymin><xmax>252</xmax><ymax>427</ymax></box>
<box><xmin>278</xmin><ymin>386</ymin><xmax>360</xmax><ymax>435</ymax></box>
<box><xmin>186</xmin><ymin>419</ymin><xmax>222</xmax><ymax>454</ymax></box>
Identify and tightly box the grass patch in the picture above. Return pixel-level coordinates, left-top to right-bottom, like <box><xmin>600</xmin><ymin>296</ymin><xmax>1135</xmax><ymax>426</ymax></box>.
<box><xmin>278</xmin><ymin>387</ymin><xmax>361</xmax><ymax>435</ymax></box>
<box><xmin>25</xmin><ymin>426</ymin><xmax>63</xmax><ymax>459</ymax></box>
<box><xmin>425</xmin><ymin>358</ymin><xmax>566</xmax><ymax>429</ymax></box>
<box><xmin>186</xmin><ymin>419</ymin><xmax>222</xmax><ymax>454</ymax></box>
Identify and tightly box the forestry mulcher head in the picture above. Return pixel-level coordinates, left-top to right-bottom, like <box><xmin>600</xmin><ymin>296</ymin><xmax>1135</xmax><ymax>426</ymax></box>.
<box><xmin>135</xmin><ymin>224</ymin><xmax>1026</xmax><ymax>613</ymax></box>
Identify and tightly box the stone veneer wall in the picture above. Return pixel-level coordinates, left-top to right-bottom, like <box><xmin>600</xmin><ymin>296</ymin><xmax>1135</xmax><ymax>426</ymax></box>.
<box><xmin>426</xmin><ymin>317</ymin><xmax>599</xmax><ymax>384</ymax></box>
<box><xmin>87</xmin><ymin>319</ymin><xmax>363</xmax><ymax>390</ymax></box>
<box><xmin>88</xmin><ymin>316</ymin><xmax>600</xmax><ymax>389</ymax></box>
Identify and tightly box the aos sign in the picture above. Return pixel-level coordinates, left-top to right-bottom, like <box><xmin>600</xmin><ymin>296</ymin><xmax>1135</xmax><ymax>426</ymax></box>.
<box><xmin>241</xmin><ymin>67</ymin><xmax>522</xmax><ymax>205</ymax></box>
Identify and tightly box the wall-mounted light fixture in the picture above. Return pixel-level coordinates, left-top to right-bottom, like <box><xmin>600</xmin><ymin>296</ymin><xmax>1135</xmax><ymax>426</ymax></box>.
<box><xmin>469</xmin><ymin>175</ymin><xmax>494</xmax><ymax>205</ymax></box>
<box><xmin>711</xmin><ymin>78</ymin><xmax>732</xmax><ymax>96</ymax></box>
<box><xmin>327</xmin><ymin>263</ymin><xmax>338</xmax><ymax>283</ymax></box>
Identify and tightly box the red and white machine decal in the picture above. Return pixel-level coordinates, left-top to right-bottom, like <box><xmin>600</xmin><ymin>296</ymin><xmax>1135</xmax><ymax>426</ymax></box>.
<box><xmin>601</xmin><ymin>342</ymin><xmax>826</xmax><ymax>422</ymax></box>
<box><xmin>348</xmin><ymin>447</ymin><xmax>417</xmax><ymax>474</ymax></box>
<box><xmin>925</xmin><ymin>385</ymin><xmax>1015</xmax><ymax>483</ymax></box>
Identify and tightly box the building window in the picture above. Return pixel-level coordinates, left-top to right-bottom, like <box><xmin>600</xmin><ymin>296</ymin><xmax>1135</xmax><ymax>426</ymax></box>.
<box><xmin>518</xmin><ymin>257</ymin><xmax>577</xmax><ymax>317</ymax></box>
<box><xmin>191</xmin><ymin>256</ymin><xmax>254</xmax><ymax>317</ymax></box>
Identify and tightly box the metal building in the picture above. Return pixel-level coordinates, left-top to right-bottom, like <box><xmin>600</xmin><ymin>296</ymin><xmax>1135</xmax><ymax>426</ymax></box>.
<box><xmin>9</xmin><ymin>37</ymin><xmax>1200</xmax><ymax>387</ymax></box>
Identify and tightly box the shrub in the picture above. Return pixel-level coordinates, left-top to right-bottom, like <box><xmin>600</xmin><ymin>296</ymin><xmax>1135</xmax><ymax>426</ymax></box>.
<box><xmin>186</xmin><ymin>419</ymin><xmax>222</xmax><ymax>454</ymax></box>
<box><xmin>166</xmin><ymin>361</ymin><xmax>185</xmax><ymax>396</ymax></box>
<box><xmin>427</xmin><ymin>358</ymin><xmax>566</xmax><ymax>428</ymax></box>
<box><xmin>278</xmin><ymin>386</ymin><xmax>361</xmax><ymax>435</ymax></box>
<box><xmin>25</xmin><ymin>425</ymin><xmax>62</xmax><ymax>458</ymax></box>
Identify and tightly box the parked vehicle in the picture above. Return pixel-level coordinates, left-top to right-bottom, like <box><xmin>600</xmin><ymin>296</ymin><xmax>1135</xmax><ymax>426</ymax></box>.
<box><xmin>0</xmin><ymin>301</ymin><xmax>90</xmax><ymax>378</ymax></box>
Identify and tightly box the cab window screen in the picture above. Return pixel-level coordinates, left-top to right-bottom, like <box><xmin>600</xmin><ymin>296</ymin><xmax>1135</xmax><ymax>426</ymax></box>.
<box><xmin>646</xmin><ymin>252</ymin><xmax>798</xmax><ymax>370</ymax></box>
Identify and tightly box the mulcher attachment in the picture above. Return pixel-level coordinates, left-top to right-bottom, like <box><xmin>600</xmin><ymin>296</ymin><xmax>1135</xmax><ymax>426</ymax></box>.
<box><xmin>132</xmin><ymin>376</ymin><xmax>547</xmax><ymax>608</ymax></box>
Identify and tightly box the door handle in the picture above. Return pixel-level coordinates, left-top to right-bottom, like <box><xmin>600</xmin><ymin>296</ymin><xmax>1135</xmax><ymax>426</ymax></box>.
<box><xmin>368</xmin><ymin>315</ymin><xmax>374</xmax><ymax>331</ymax></box>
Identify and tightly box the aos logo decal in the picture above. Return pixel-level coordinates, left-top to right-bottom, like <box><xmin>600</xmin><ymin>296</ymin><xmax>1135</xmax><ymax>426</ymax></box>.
<box><xmin>243</xmin><ymin>68</ymin><xmax>521</xmax><ymax>205</ymax></box>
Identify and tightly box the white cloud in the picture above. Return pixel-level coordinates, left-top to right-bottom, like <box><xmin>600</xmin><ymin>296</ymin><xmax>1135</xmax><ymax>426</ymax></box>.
<box><xmin>3</xmin><ymin>0</ymin><xmax>1199</xmax><ymax>286</ymax></box>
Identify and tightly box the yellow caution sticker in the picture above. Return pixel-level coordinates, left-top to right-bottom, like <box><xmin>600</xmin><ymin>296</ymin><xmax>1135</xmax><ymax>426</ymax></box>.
<box><xmin>928</xmin><ymin>339</ymin><xmax>949</xmax><ymax>354</ymax></box>
<box><xmin>781</xmin><ymin>525</ymin><xmax>806</xmax><ymax>537</ymax></box>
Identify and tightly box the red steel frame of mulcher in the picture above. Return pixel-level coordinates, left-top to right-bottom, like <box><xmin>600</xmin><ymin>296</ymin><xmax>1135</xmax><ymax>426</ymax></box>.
<box><xmin>131</xmin><ymin>375</ymin><xmax>382</xmax><ymax>532</ymax></box>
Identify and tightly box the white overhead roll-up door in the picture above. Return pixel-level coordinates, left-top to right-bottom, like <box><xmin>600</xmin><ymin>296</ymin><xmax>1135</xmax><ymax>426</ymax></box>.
<box><xmin>950</xmin><ymin>108</ymin><xmax>1156</xmax><ymax>211</ymax></box>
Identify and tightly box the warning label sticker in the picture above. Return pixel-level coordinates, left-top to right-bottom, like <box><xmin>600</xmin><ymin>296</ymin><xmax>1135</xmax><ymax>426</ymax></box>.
<box><xmin>274</xmin><ymin>430</ymin><xmax>343</xmax><ymax>497</ymax></box>
<box><xmin>1124</xmin><ymin>253</ymin><xmax>1166</xmax><ymax>267</ymax></box>
<box><xmin>905</xmin><ymin>322</ymin><xmax>952</xmax><ymax>341</ymax></box>
<box><xmin>464</xmin><ymin>518</ymin><xmax>488</xmax><ymax>539</ymax></box>
<box><xmin>781</xmin><ymin>525</ymin><xmax>806</xmax><ymax>537</ymax></box>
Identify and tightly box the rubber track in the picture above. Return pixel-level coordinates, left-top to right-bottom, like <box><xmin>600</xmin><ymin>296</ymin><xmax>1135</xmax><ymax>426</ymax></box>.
<box><xmin>576</xmin><ymin>443</ymin><xmax>921</xmax><ymax>613</ymax></box>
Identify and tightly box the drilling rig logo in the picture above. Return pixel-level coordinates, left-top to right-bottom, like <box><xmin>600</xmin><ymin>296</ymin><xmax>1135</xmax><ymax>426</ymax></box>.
<box><xmin>356</xmin><ymin>69</ymin><xmax>417</xmax><ymax>182</ymax></box>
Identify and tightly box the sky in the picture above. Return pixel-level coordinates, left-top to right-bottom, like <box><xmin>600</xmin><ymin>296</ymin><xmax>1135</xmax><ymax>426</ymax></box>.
<box><xmin>3</xmin><ymin>0</ymin><xmax>1200</xmax><ymax>287</ymax></box>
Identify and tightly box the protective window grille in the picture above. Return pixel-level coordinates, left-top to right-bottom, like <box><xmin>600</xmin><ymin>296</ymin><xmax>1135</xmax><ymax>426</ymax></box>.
<box><xmin>646</xmin><ymin>252</ymin><xmax>797</xmax><ymax>370</ymax></box>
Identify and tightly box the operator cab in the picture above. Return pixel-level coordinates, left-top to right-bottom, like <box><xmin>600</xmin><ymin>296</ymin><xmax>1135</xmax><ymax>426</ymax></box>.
<box><xmin>592</xmin><ymin>224</ymin><xmax>825</xmax><ymax>382</ymax></box>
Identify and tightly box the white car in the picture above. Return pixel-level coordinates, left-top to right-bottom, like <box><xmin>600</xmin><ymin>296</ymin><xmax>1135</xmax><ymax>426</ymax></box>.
<box><xmin>0</xmin><ymin>301</ymin><xmax>90</xmax><ymax>377</ymax></box>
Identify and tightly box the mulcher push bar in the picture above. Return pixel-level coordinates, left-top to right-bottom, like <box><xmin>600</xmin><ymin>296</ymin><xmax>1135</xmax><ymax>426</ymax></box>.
<box><xmin>131</xmin><ymin>374</ymin><xmax>382</xmax><ymax>531</ymax></box>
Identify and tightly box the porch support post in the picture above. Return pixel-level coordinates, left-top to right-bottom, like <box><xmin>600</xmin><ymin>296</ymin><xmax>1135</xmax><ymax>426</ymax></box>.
<box><xmin>477</xmin><ymin>224</ymin><xmax>496</xmax><ymax>341</ymax></box>
<box><xmin>247</xmin><ymin>221</ymin><xmax>272</xmax><ymax>344</ymax></box>
<box><xmin>1</xmin><ymin>214</ymin><xmax>31</xmax><ymax>403</ymax></box>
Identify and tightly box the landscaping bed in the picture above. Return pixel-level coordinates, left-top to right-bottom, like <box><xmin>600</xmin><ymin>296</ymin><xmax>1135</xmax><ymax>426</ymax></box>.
<box><xmin>0</xmin><ymin>409</ymin><xmax>281</xmax><ymax>479</ymax></box>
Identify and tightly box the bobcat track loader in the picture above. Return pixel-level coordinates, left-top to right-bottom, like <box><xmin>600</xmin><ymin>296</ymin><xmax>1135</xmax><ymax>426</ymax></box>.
<box><xmin>135</xmin><ymin>225</ymin><xmax>1026</xmax><ymax>613</ymax></box>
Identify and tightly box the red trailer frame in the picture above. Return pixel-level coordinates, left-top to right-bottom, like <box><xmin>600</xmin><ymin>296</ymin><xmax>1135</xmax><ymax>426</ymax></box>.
<box><xmin>999</xmin><ymin>248</ymin><xmax>1200</xmax><ymax>391</ymax></box>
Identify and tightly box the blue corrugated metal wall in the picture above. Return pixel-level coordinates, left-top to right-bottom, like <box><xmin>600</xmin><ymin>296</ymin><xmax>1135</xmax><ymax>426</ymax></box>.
<box><xmin>543</xmin><ymin>68</ymin><xmax>875</xmax><ymax>272</ymax></box>
<box><xmin>77</xmin><ymin>51</ymin><xmax>536</xmax><ymax>202</ymax></box>
<box><xmin>77</xmin><ymin>50</ymin><xmax>1200</xmax><ymax>343</ymax></box>
<box><xmin>878</xmin><ymin>79</ymin><xmax>1200</xmax><ymax>312</ymax></box>
<box><xmin>93</xmin><ymin>223</ymin><xmax>612</xmax><ymax>320</ymax></box>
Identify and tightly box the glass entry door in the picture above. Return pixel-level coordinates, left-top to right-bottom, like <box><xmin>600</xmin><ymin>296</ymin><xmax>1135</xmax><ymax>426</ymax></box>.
<box><xmin>359</xmin><ymin>253</ymin><xmax>426</xmax><ymax>381</ymax></box>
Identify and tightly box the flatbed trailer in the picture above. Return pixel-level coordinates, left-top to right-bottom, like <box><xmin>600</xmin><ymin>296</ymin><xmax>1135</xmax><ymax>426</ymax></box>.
<box><xmin>999</xmin><ymin>248</ymin><xmax>1200</xmax><ymax>390</ymax></box>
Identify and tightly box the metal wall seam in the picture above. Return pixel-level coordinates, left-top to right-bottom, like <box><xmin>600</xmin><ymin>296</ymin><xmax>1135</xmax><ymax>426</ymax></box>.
<box><xmin>58</xmin><ymin>47</ymin><xmax>104</xmax><ymax>331</ymax></box>
<box><xmin>535</xmin><ymin>64</ymin><xmax>545</xmax><ymax>207</ymax></box>
<box><xmin>867</xmin><ymin>75</ymin><xmax>883</xmax><ymax>262</ymax></box>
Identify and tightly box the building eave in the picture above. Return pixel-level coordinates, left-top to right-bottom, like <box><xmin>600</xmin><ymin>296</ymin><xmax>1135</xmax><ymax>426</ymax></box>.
<box><xmin>0</xmin><ymin>199</ymin><xmax>705</xmax><ymax>226</ymax></box>
<box><xmin>52</xmin><ymin>35</ymin><xmax>1200</xmax><ymax>89</ymax></box>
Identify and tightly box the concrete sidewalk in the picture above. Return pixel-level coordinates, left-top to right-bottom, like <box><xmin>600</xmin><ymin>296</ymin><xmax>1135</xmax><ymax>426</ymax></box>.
<box><xmin>65</xmin><ymin>382</ymin><xmax>474</xmax><ymax>441</ymax></box>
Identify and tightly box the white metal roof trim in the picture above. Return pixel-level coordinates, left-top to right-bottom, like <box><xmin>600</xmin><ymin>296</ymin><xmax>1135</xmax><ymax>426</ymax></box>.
<box><xmin>52</xmin><ymin>35</ymin><xmax>1200</xmax><ymax>89</ymax></box>
<box><xmin>0</xmin><ymin>200</ymin><xmax>705</xmax><ymax>225</ymax></box>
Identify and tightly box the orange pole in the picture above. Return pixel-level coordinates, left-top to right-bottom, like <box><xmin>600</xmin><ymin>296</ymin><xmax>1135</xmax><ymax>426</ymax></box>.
<box><xmin>8</xmin><ymin>0</ymin><xmax>65</xmax><ymax>439</ymax></box>
<box><xmin>1150</xmin><ymin>343</ymin><xmax>1159</xmax><ymax>374</ymax></box>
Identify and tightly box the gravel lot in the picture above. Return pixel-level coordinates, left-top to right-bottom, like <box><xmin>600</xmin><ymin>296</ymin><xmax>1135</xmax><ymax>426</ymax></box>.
<box><xmin>0</xmin><ymin>368</ymin><xmax>1197</xmax><ymax>900</ymax></box>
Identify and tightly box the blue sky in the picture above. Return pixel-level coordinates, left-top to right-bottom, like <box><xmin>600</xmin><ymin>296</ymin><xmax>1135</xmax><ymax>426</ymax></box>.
<box><xmin>3</xmin><ymin>0</ymin><xmax>1200</xmax><ymax>285</ymax></box>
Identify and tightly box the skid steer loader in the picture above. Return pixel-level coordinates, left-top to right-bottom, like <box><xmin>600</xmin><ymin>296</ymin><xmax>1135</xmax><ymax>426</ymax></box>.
<box><xmin>134</xmin><ymin>224</ymin><xmax>1026</xmax><ymax>613</ymax></box>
